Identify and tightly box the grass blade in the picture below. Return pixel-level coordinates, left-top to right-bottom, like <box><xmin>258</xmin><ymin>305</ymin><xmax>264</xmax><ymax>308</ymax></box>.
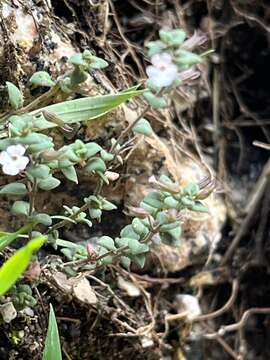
<box><xmin>0</xmin><ymin>236</ymin><xmax>45</xmax><ymax>296</ymax></box>
<box><xmin>43</xmin><ymin>304</ymin><xmax>62</xmax><ymax>360</ymax></box>
<box><xmin>32</xmin><ymin>88</ymin><xmax>143</xmax><ymax>130</ymax></box>
<box><xmin>0</xmin><ymin>224</ymin><xmax>33</xmax><ymax>252</ymax></box>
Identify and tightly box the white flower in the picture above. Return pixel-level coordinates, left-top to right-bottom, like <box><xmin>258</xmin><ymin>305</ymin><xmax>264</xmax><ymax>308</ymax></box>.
<box><xmin>0</xmin><ymin>144</ymin><xmax>29</xmax><ymax>176</ymax></box>
<box><xmin>146</xmin><ymin>53</ymin><xmax>178</xmax><ymax>87</ymax></box>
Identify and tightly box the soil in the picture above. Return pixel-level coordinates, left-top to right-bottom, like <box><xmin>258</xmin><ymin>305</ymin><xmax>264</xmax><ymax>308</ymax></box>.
<box><xmin>0</xmin><ymin>0</ymin><xmax>270</xmax><ymax>359</ymax></box>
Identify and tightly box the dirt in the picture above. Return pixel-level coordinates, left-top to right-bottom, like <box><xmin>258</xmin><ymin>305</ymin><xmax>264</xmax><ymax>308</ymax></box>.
<box><xmin>0</xmin><ymin>0</ymin><xmax>270</xmax><ymax>359</ymax></box>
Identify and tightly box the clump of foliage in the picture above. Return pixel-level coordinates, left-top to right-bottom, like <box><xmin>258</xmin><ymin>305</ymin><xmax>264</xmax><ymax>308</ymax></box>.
<box><xmin>0</xmin><ymin>29</ymin><xmax>211</xmax><ymax>345</ymax></box>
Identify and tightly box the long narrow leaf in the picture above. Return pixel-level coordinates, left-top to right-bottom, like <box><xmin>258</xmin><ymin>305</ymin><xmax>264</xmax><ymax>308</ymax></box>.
<box><xmin>43</xmin><ymin>304</ymin><xmax>62</xmax><ymax>360</ymax></box>
<box><xmin>56</xmin><ymin>239</ymin><xmax>81</xmax><ymax>249</ymax></box>
<box><xmin>0</xmin><ymin>236</ymin><xmax>46</xmax><ymax>296</ymax></box>
<box><xmin>0</xmin><ymin>224</ymin><xmax>33</xmax><ymax>252</ymax></box>
<box><xmin>32</xmin><ymin>88</ymin><xmax>143</xmax><ymax>130</ymax></box>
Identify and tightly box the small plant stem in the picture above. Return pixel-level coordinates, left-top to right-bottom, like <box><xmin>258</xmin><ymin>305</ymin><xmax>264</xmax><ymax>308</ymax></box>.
<box><xmin>21</xmin><ymin>85</ymin><xmax>61</xmax><ymax>113</ymax></box>
<box><xmin>48</xmin><ymin>180</ymin><xmax>105</xmax><ymax>235</ymax></box>
<box><xmin>111</xmin><ymin>104</ymin><xmax>151</xmax><ymax>152</ymax></box>
<box><xmin>63</xmin><ymin>226</ymin><xmax>160</xmax><ymax>271</ymax></box>
<box><xmin>142</xmin><ymin>225</ymin><xmax>160</xmax><ymax>243</ymax></box>
<box><xmin>0</xmin><ymin>86</ymin><xmax>61</xmax><ymax>122</ymax></box>
<box><xmin>63</xmin><ymin>245</ymin><xmax>129</xmax><ymax>268</ymax></box>
<box><xmin>111</xmin><ymin>88</ymin><xmax>164</xmax><ymax>152</ymax></box>
<box><xmin>28</xmin><ymin>179</ymin><xmax>38</xmax><ymax>240</ymax></box>
<box><xmin>94</xmin><ymin>178</ymin><xmax>104</xmax><ymax>196</ymax></box>
<box><xmin>28</xmin><ymin>179</ymin><xmax>37</xmax><ymax>216</ymax></box>
<box><xmin>91</xmin><ymin>227</ymin><xmax>159</xmax><ymax>271</ymax></box>
<box><xmin>47</xmin><ymin>202</ymin><xmax>90</xmax><ymax>234</ymax></box>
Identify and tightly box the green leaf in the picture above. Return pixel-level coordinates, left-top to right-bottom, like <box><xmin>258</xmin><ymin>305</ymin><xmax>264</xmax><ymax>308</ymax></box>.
<box><xmin>27</xmin><ymin>165</ymin><xmax>50</xmax><ymax>179</ymax></box>
<box><xmin>132</xmin><ymin>118</ymin><xmax>153</xmax><ymax>136</ymax></box>
<box><xmin>141</xmin><ymin>192</ymin><xmax>164</xmax><ymax>209</ymax></box>
<box><xmin>127</xmin><ymin>238</ymin><xmax>149</xmax><ymax>255</ymax></box>
<box><xmin>191</xmin><ymin>201</ymin><xmax>209</xmax><ymax>213</ymax></box>
<box><xmin>98</xmin><ymin>247</ymin><xmax>113</xmax><ymax>265</ymax></box>
<box><xmin>132</xmin><ymin>254</ymin><xmax>146</xmax><ymax>268</ymax></box>
<box><xmin>159</xmin><ymin>29</ymin><xmax>186</xmax><ymax>46</ymax></box>
<box><xmin>11</xmin><ymin>201</ymin><xmax>30</xmax><ymax>216</ymax></box>
<box><xmin>31</xmin><ymin>88</ymin><xmax>143</xmax><ymax>130</ymax></box>
<box><xmin>85</xmin><ymin>142</ymin><xmax>102</xmax><ymax>157</ymax></box>
<box><xmin>56</xmin><ymin>239</ymin><xmax>80</xmax><ymax>249</ymax></box>
<box><xmin>69</xmin><ymin>68</ymin><xmax>88</xmax><ymax>87</ymax></box>
<box><xmin>28</xmin><ymin>141</ymin><xmax>54</xmax><ymax>154</ymax></box>
<box><xmin>115</xmin><ymin>237</ymin><xmax>129</xmax><ymax>248</ymax></box>
<box><xmin>159</xmin><ymin>174</ymin><xmax>175</xmax><ymax>185</ymax></box>
<box><xmin>61</xmin><ymin>166</ymin><xmax>78</xmax><ymax>184</ymax></box>
<box><xmin>175</xmin><ymin>49</ymin><xmax>202</xmax><ymax>67</ymax></box>
<box><xmin>89</xmin><ymin>208</ymin><xmax>102</xmax><ymax>220</ymax></box>
<box><xmin>0</xmin><ymin>236</ymin><xmax>46</xmax><ymax>296</ymax></box>
<box><xmin>168</xmin><ymin>225</ymin><xmax>182</xmax><ymax>240</ymax></box>
<box><xmin>181</xmin><ymin>197</ymin><xmax>195</xmax><ymax>207</ymax></box>
<box><xmin>156</xmin><ymin>211</ymin><xmax>170</xmax><ymax>225</ymax></box>
<box><xmin>31</xmin><ymin>213</ymin><xmax>52</xmax><ymax>226</ymax></box>
<box><xmin>69</xmin><ymin>53</ymin><xmax>84</xmax><ymax>65</ymax></box>
<box><xmin>85</xmin><ymin>158</ymin><xmax>106</xmax><ymax>173</ymax></box>
<box><xmin>51</xmin><ymin>215</ymin><xmax>76</xmax><ymax>224</ymax></box>
<box><xmin>60</xmin><ymin>248</ymin><xmax>74</xmax><ymax>260</ymax></box>
<box><xmin>9</xmin><ymin>114</ymin><xmax>34</xmax><ymax>135</ymax></box>
<box><xmin>19</xmin><ymin>133</ymin><xmax>53</xmax><ymax>145</ymax></box>
<box><xmin>159</xmin><ymin>221</ymin><xmax>180</xmax><ymax>232</ymax></box>
<box><xmin>0</xmin><ymin>182</ymin><xmax>27</xmax><ymax>195</ymax></box>
<box><xmin>146</xmin><ymin>79</ymin><xmax>162</xmax><ymax>93</ymax></box>
<box><xmin>6</xmin><ymin>81</ymin><xmax>24</xmax><ymax>110</ymax></box>
<box><xmin>101</xmin><ymin>199</ymin><xmax>117</xmax><ymax>211</ymax></box>
<box><xmin>43</xmin><ymin>304</ymin><xmax>62</xmax><ymax>360</ymax></box>
<box><xmin>139</xmin><ymin>202</ymin><xmax>157</xmax><ymax>215</ymax></box>
<box><xmin>160</xmin><ymin>225</ymin><xmax>182</xmax><ymax>246</ymax></box>
<box><xmin>183</xmin><ymin>182</ymin><xmax>200</xmax><ymax>196</ymax></box>
<box><xmin>131</xmin><ymin>218</ymin><xmax>148</xmax><ymax>236</ymax></box>
<box><xmin>120</xmin><ymin>256</ymin><xmax>131</xmax><ymax>269</ymax></box>
<box><xmin>90</xmin><ymin>56</ymin><xmax>108</xmax><ymax>69</ymax></box>
<box><xmin>0</xmin><ymin>231</ymin><xmax>10</xmax><ymax>237</ymax></box>
<box><xmin>100</xmin><ymin>150</ymin><xmax>114</xmax><ymax>161</ymax></box>
<box><xmin>38</xmin><ymin>176</ymin><xmax>61</xmax><ymax>191</ymax></box>
<box><xmin>30</xmin><ymin>71</ymin><xmax>55</xmax><ymax>88</ymax></box>
<box><xmin>57</xmin><ymin>159</ymin><xmax>74</xmax><ymax>169</ymax></box>
<box><xmin>82</xmin><ymin>49</ymin><xmax>92</xmax><ymax>60</ymax></box>
<box><xmin>97</xmin><ymin>236</ymin><xmax>116</xmax><ymax>251</ymax></box>
<box><xmin>0</xmin><ymin>139</ymin><xmax>15</xmax><ymax>150</ymax></box>
<box><xmin>145</xmin><ymin>41</ymin><xmax>164</xmax><ymax>57</ymax></box>
<box><xmin>84</xmin><ymin>195</ymin><xmax>101</xmax><ymax>206</ymax></box>
<box><xmin>143</xmin><ymin>92</ymin><xmax>167</xmax><ymax>108</ymax></box>
<box><xmin>163</xmin><ymin>196</ymin><xmax>179</xmax><ymax>208</ymax></box>
<box><xmin>120</xmin><ymin>225</ymin><xmax>140</xmax><ymax>240</ymax></box>
<box><xmin>0</xmin><ymin>224</ymin><xmax>33</xmax><ymax>251</ymax></box>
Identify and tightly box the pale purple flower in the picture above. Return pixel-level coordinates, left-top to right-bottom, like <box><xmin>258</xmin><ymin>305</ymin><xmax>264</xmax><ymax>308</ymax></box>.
<box><xmin>146</xmin><ymin>53</ymin><xmax>178</xmax><ymax>87</ymax></box>
<box><xmin>0</xmin><ymin>144</ymin><xmax>29</xmax><ymax>175</ymax></box>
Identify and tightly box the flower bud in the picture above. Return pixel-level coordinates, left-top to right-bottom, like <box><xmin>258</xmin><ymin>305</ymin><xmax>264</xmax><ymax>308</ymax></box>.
<box><xmin>182</xmin><ymin>31</ymin><xmax>207</xmax><ymax>51</ymax></box>
<box><xmin>149</xmin><ymin>175</ymin><xmax>180</xmax><ymax>193</ymax></box>
<box><xmin>41</xmin><ymin>149</ymin><xmax>63</xmax><ymax>161</ymax></box>
<box><xmin>105</xmin><ymin>171</ymin><xmax>119</xmax><ymax>181</ymax></box>
<box><xmin>127</xmin><ymin>206</ymin><xmax>149</xmax><ymax>218</ymax></box>
<box><xmin>196</xmin><ymin>177</ymin><xmax>216</xmax><ymax>199</ymax></box>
